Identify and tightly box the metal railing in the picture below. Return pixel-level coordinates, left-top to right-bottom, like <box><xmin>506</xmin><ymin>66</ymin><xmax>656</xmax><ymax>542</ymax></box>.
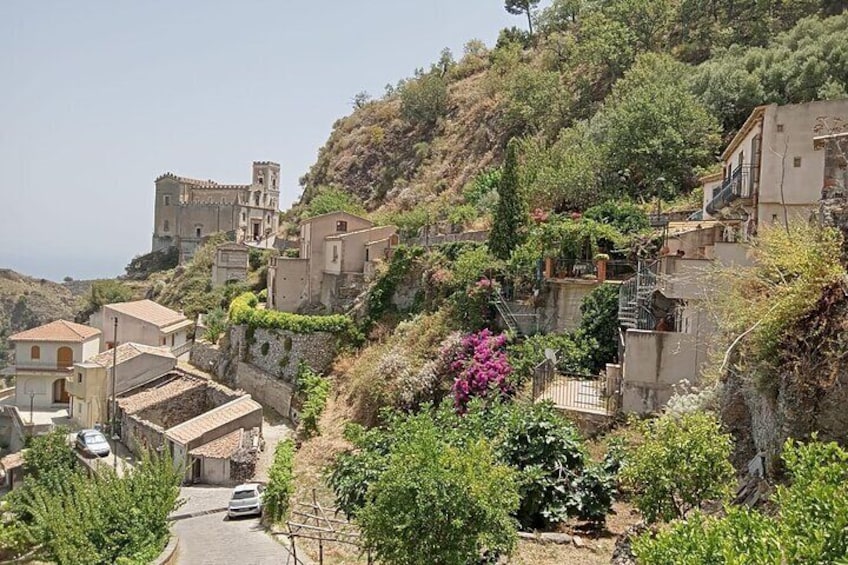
<box><xmin>705</xmin><ymin>165</ymin><xmax>756</xmax><ymax>215</ymax></box>
<box><xmin>532</xmin><ymin>359</ymin><xmax>620</xmax><ymax>416</ymax></box>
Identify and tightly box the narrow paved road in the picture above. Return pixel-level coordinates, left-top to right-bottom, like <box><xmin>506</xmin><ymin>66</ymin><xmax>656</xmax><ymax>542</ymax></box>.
<box><xmin>173</xmin><ymin>486</ymin><xmax>291</xmax><ymax>565</ymax></box>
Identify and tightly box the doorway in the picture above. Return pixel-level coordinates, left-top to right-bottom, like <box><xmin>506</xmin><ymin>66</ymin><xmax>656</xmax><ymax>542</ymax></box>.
<box><xmin>53</xmin><ymin>378</ymin><xmax>70</xmax><ymax>404</ymax></box>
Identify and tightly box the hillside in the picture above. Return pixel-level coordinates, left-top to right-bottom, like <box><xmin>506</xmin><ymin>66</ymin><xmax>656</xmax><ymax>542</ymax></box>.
<box><xmin>0</xmin><ymin>270</ymin><xmax>77</xmax><ymax>369</ymax></box>
<box><xmin>298</xmin><ymin>2</ymin><xmax>848</xmax><ymax>234</ymax></box>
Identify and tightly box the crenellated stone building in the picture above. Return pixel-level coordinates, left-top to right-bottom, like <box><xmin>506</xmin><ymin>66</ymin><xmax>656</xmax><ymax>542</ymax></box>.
<box><xmin>151</xmin><ymin>161</ymin><xmax>280</xmax><ymax>263</ymax></box>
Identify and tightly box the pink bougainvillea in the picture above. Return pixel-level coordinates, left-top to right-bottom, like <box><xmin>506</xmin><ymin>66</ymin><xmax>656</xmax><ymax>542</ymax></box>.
<box><xmin>448</xmin><ymin>329</ymin><xmax>514</xmax><ymax>412</ymax></box>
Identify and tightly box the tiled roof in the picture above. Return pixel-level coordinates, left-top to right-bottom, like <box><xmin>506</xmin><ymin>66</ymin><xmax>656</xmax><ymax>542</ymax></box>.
<box><xmin>166</xmin><ymin>396</ymin><xmax>261</xmax><ymax>446</ymax></box>
<box><xmin>189</xmin><ymin>429</ymin><xmax>244</xmax><ymax>459</ymax></box>
<box><xmin>86</xmin><ymin>343</ymin><xmax>175</xmax><ymax>368</ymax></box>
<box><xmin>118</xmin><ymin>374</ymin><xmax>206</xmax><ymax>414</ymax></box>
<box><xmin>105</xmin><ymin>300</ymin><xmax>188</xmax><ymax>328</ymax></box>
<box><xmin>9</xmin><ymin>320</ymin><xmax>101</xmax><ymax>343</ymax></box>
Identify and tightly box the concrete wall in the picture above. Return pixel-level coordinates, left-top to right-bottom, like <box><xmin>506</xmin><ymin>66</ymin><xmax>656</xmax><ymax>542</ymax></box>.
<box><xmin>200</xmin><ymin>457</ymin><xmax>230</xmax><ymax>485</ymax></box>
<box><xmin>656</xmin><ymin>257</ymin><xmax>713</xmax><ymax>300</ymax></box>
<box><xmin>212</xmin><ymin>245</ymin><xmax>249</xmax><ymax>286</ymax></box>
<box><xmin>545</xmin><ymin>279</ymin><xmax>601</xmax><ymax>332</ymax></box>
<box><xmin>268</xmin><ymin>258</ymin><xmax>309</xmax><ymax>312</ymax></box>
<box><xmin>92</xmin><ymin>307</ymin><xmax>189</xmax><ymax>353</ymax></box>
<box><xmin>236</xmin><ymin>362</ymin><xmax>296</xmax><ymax>421</ymax></box>
<box><xmin>14</xmin><ymin>373</ymin><xmax>70</xmax><ymax>408</ymax></box>
<box><xmin>300</xmin><ymin>213</ymin><xmax>372</xmax><ymax>302</ymax></box>
<box><xmin>622</xmin><ymin>329</ymin><xmax>703</xmax><ymax>414</ymax></box>
<box><xmin>329</xmin><ymin>226</ymin><xmax>398</xmax><ymax>274</ymax></box>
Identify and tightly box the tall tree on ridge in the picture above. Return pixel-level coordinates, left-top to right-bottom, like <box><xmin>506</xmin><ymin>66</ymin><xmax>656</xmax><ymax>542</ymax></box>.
<box><xmin>505</xmin><ymin>0</ymin><xmax>540</xmax><ymax>35</ymax></box>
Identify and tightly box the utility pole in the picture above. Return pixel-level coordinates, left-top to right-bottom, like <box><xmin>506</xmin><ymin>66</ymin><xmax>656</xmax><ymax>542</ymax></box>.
<box><xmin>29</xmin><ymin>391</ymin><xmax>35</xmax><ymax>428</ymax></box>
<box><xmin>111</xmin><ymin>317</ymin><xmax>118</xmax><ymax>472</ymax></box>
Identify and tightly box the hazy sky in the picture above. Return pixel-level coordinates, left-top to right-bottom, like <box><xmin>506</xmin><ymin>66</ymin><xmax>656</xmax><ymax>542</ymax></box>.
<box><xmin>0</xmin><ymin>1</ymin><xmax>525</xmax><ymax>281</ymax></box>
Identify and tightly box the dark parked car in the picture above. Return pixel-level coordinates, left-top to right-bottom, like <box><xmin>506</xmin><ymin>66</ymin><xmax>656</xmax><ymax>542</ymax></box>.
<box><xmin>75</xmin><ymin>429</ymin><xmax>111</xmax><ymax>458</ymax></box>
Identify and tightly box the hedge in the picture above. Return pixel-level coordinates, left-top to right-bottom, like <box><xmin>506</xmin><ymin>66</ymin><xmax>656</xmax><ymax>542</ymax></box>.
<box><xmin>228</xmin><ymin>292</ymin><xmax>362</xmax><ymax>343</ymax></box>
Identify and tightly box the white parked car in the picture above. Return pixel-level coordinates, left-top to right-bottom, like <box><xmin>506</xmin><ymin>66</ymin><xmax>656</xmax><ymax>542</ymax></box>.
<box><xmin>227</xmin><ymin>483</ymin><xmax>264</xmax><ymax>519</ymax></box>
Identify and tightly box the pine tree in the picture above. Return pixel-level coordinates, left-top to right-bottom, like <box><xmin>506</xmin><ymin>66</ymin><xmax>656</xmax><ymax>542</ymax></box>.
<box><xmin>489</xmin><ymin>139</ymin><xmax>525</xmax><ymax>261</ymax></box>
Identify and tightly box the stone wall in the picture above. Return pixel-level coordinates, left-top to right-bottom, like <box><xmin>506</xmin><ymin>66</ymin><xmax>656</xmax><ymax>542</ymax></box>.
<box><xmin>190</xmin><ymin>341</ymin><xmax>223</xmax><ymax>376</ymax></box>
<box><xmin>232</xmin><ymin>326</ymin><xmax>337</xmax><ymax>384</ymax></box>
<box><xmin>122</xmin><ymin>413</ymin><xmax>165</xmax><ymax>454</ymax></box>
<box><xmin>137</xmin><ymin>384</ymin><xmax>241</xmax><ymax>430</ymax></box>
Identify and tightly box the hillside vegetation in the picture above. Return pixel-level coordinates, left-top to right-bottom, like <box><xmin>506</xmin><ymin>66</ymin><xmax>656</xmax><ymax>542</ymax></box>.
<box><xmin>297</xmin><ymin>0</ymin><xmax>848</xmax><ymax>235</ymax></box>
<box><xmin>0</xmin><ymin>270</ymin><xmax>75</xmax><ymax>370</ymax></box>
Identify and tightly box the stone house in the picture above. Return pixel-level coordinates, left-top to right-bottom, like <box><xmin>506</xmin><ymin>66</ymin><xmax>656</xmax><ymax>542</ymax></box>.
<box><xmin>90</xmin><ymin>300</ymin><xmax>193</xmax><ymax>359</ymax></box>
<box><xmin>702</xmin><ymin>99</ymin><xmax>848</xmax><ymax>227</ymax></box>
<box><xmin>68</xmin><ymin>343</ymin><xmax>177</xmax><ymax>429</ymax></box>
<box><xmin>151</xmin><ymin>161</ymin><xmax>280</xmax><ymax>263</ymax></box>
<box><xmin>212</xmin><ymin>242</ymin><xmax>250</xmax><ymax>286</ymax></box>
<box><xmin>117</xmin><ymin>369</ymin><xmax>262</xmax><ymax>485</ymax></box>
<box><xmin>4</xmin><ymin>320</ymin><xmax>101</xmax><ymax>410</ymax></box>
<box><xmin>267</xmin><ymin>211</ymin><xmax>398</xmax><ymax>312</ymax></box>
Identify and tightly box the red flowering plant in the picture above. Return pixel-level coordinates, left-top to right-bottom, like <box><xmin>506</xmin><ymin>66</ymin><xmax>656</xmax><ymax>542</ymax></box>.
<box><xmin>447</xmin><ymin>328</ymin><xmax>515</xmax><ymax>412</ymax></box>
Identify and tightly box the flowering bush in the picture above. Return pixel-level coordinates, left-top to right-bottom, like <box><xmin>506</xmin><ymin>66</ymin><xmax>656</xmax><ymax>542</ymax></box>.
<box><xmin>449</xmin><ymin>329</ymin><xmax>514</xmax><ymax>411</ymax></box>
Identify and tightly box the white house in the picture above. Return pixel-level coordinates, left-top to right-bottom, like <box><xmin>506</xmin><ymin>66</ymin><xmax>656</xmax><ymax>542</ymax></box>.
<box><xmin>90</xmin><ymin>300</ymin><xmax>193</xmax><ymax>359</ymax></box>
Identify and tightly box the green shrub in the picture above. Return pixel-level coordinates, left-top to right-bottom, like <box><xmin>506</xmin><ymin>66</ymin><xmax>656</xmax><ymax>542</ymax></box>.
<box><xmin>362</xmin><ymin>246</ymin><xmax>425</xmax><ymax>330</ymax></box>
<box><xmin>263</xmin><ymin>440</ymin><xmax>295</xmax><ymax>524</ymax></box>
<box><xmin>76</xmin><ymin>280</ymin><xmax>134</xmax><ymax>323</ymax></box>
<box><xmin>202</xmin><ymin>307</ymin><xmax>228</xmax><ymax>343</ymax></box>
<box><xmin>399</xmin><ymin>71</ymin><xmax>448</xmax><ymax>125</ymax></box>
<box><xmin>302</xmin><ymin>186</ymin><xmax>366</xmax><ymax>219</ymax></box>
<box><xmin>633</xmin><ymin>438</ymin><xmax>848</xmax><ymax>564</ymax></box>
<box><xmin>229</xmin><ymin>292</ymin><xmax>361</xmax><ymax>344</ymax></box>
<box><xmin>7</xmin><ymin>444</ymin><xmax>181</xmax><ymax>565</ymax></box>
<box><xmin>297</xmin><ymin>363</ymin><xmax>330</xmax><ymax>438</ymax></box>
<box><xmin>357</xmin><ymin>415</ymin><xmax>519</xmax><ymax>564</ymax></box>
<box><xmin>621</xmin><ymin>412</ymin><xmax>734</xmax><ymax>524</ymax></box>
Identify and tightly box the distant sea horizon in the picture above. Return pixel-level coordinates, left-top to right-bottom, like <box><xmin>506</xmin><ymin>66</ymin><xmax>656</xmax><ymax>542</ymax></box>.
<box><xmin>0</xmin><ymin>251</ymin><xmax>135</xmax><ymax>283</ymax></box>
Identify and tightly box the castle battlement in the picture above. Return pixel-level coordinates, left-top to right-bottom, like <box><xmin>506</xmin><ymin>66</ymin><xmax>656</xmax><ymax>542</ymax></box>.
<box><xmin>152</xmin><ymin>160</ymin><xmax>281</xmax><ymax>263</ymax></box>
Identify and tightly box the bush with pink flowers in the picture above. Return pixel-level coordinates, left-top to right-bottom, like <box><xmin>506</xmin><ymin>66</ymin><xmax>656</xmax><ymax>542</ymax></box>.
<box><xmin>448</xmin><ymin>329</ymin><xmax>514</xmax><ymax>411</ymax></box>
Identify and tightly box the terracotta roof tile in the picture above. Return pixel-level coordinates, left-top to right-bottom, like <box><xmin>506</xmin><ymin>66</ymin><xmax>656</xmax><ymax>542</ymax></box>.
<box><xmin>118</xmin><ymin>374</ymin><xmax>206</xmax><ymax>414</ymax></box>
<box><xmin>189</xmin><ymin>429</ymin><xmax>244</xmax><ymax>458</ymax></box>
<box><xmin>86</xmin><ymin>343</ymin><xmax>175</xmax><ymax>367</ymax></box>
<box><xmin>105</xmin><ymin>300</ymin><xmax>188</xmax><ymax>328</ymax></box>
<box><xmin>166</xmin><ymin>396</ymin><xmax>261</xmax><ymax>446</ymax></box>
<box><xmin>9</xmin><ymin>320</ymin><xmax>101</xmax><ymax>343</ymax></box>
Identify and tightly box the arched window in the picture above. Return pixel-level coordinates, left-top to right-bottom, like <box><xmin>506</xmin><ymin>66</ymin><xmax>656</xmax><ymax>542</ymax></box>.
<box><xmin>31</xmin><ymin>345</ymin><xmax>40</xmax><ymax>360</ymax></box>
<box><xmin>254</xmin><ymin>192</ymin><xmax>261</xmax><ymax>206</ymax></box>
<box><xmin>57</xmin><ymin>346</ymin><xmax>73</xmax><ymax>368</ymax></box>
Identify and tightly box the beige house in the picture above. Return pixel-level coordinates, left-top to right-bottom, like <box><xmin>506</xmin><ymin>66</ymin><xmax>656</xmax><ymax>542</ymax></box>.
<box><xmin>68</xmin><ymin>343</ymin><xmax>177</xmax><ymax>429</ymax></box>
<box><xmin>212</xmin><ymin>242</ymin><xmax>250</xmax><ymax>286</ymax></box>
<box><xmin>151</xmin><ymin>161</ymin><xmax>280</xmax><ymax>263</ymax></box>
<box><xmin>5</xmin><ymin>320</ymin><xmax>101</xmax><ymax>410</ymax></box>
<box><xmin>90</xmin><ymin>300</ymin><xmax>193</xmax><ymax>359</ymax></box>
<box><xmin>267</xmin><ymin>211</ymin><xmax>398</xmax><ymax>312</ymax></box>
<box><xmin>703</xmin><ymin>99</ymin><xmax>848</xmax><ymax>228</ymax></box>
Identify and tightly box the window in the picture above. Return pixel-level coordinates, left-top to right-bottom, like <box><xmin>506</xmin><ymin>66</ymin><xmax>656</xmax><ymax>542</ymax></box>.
<box><xmin>163</xmin><ymin>220</ymin><xmax>170</xmax><ymax>232</ymax></box>
<box><xmin>365</xmin><ymin>248</ymin><xmax>370</xmax><ymax>262</ymax></box>
<box><xmin>258</xmin><ymin>176</ymin><xmax>264</xmax><ymax>185</ymax></box>
<box><xmin>254</xmin><ymin>192</ymin><xmax>261</xmax><ymax>206</ymax></box>
<box><xmin>196</xmin><ymin>227</ymin><xmax>202</xmax><ymax>238</ymax></box>
<box><xmin>163</xmin><ymin>195</ymin><xmax>171</xmax><ymax>206</ymax></box>
<box><xmin>171</xmin><ymin>334</ymin><xmax>175</xmax><ymax>346</ymax></box>
<box><xmin>162</xmin><ymin>337</ymin><xmax>167</xmax><ymax>346</ymax></box>
<box><xmin>336</xmin><ymin>220</ymin><xmax>348</xmax><ymax>232</ymax></box>
<box><xmin>332</xmin><ymin>245</ymin><xmax>339</xmax><ymax>263</ymax></box>
<box><xmin>793</xmin><ymin>157</ymin><xmax>802</xmax><ymax>167</ymax></box>
<box><xmin>777</xmin><ymin>124</ymin><xmax>784</xmax><ymax>132</ymax></box>
<box><xmin>241</xmin><ymin>211</ymin><xmax>246</xmax><ymax>222</ymax></box>
<box><xmin>31</xmin><ymin>345</ymin><xmax>40</xmax><ymax>360</ymax></box>
<box><xmin>772</xmin><ymin>214</ymin><xmax>779</xmax><ymax>222</ymax></box>
<box><xmin>77</xmin><ymin>372</ymin><xmax>83</xmax><ymax>384</ymax></box>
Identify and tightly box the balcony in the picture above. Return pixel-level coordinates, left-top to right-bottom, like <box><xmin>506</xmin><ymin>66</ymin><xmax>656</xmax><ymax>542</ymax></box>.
<box><xmin>705</xmin><ymin>165</ymin><xmax>756</xmax><ymax>215</ymax></box>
